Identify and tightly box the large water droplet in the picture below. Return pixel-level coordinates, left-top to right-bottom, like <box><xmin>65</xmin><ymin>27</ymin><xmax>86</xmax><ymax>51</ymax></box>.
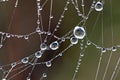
<box><xmin>95</xmin><ymin>1</ymin><xmax>103</xmax><ymax>11</ymax></box>
<box><xmin>73</xmin><ymin>26</ymin><xmax>86</xmax><ymax>39</ymax></box>
<box><xmin>35</xmin><ymin>51</ymin><xmax>42</xmax><ymax>58</ymax></box>
<box><xmin>21</xmin><ymin>57</ymin><xmax>29</xmax><ymax>64</ymax></box>
<box><xmin>49</xmin><ymin>41</ymin><xmax>59</xmax><ymax>50</ymax></box>
<box><xmin>46</xmin><ymin>61</ymin><xmax>52</xmax><ymax>67</ymax></box>
<box><xmin>40</xmin><ymin>43</ymin><xmax>47</xmax><ymax>51</ymax></box>
<box><xmin>70</xmin><ymin>37</ymin><xmax>78</xmax><ymax>44</ymax></box>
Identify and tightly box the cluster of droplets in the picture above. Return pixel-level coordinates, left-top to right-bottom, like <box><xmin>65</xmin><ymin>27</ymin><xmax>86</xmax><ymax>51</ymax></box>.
<box><xmin>1</xmin><ymin>0</ymin><xmax>120</xmax><ymax>80</ymax></box>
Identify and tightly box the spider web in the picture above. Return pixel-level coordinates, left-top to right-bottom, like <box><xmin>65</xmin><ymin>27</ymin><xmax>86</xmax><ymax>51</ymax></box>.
<box><xmin>0</xmin><ymin>0</ymin><xmax>120</xmax><ymax>80</ymax></box>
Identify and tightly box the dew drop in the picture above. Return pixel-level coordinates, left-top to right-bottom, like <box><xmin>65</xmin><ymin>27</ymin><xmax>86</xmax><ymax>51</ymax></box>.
<box><xmin>95</xmin><ymin>1</ymin><xmax>103</xmax><ymax>11</ymax></box>
<box><xmin>61</xmin><ymin>37</ymin><xmax>65</xmax><ymax>42</ymax></box>
<box><xmin>87</xmin><ymin>40</ymin><xmax>91</xmax><ymax>45</ymax></box>
<box><xmin>49</xmin><ymin>41</ymin><xmax>59</xmax><ymax>50</ymax></box>
<box><xmin>6</xmin><ymin>33</ymin><xmax>11</xmax><ymax>38</ymax></box>
<box><xmin>73</xmin><ymin>26</ymin><xmax>86</xmax><ymax>39</ymax></box>
<box><xmin>2</xmin><ymin>78</ymin><xmax>6</xmax><ymax>80</ymax></box>
<box><xmin>11</xmin><ymin>62</ymin><xmax>17</xmax><ymax>67</ymax></box>
<box><xmin>64</xmin><ymin>7</ymin><xmax>68</xmax><ymax>10</ymax></box>
<box><xmin>36</xmin><ymin>27</ymin><xmax>41</xmax><ymax>33</ymax></box>
<box><xmin>43</xmin><ymin>73</ymin><xmax>47</xmax><ymax>77</ymax></box>
<box><xmin>112</xmin><ymin>46</ymin><xmax>117</xmax><ymax>52</ymax></box>
<box><xmin>40</xmin><ymin>43</ymin><xmax>47</xmax><ymax>51</ymax></box>
<box><xmin>70</xmin><ymin>37</ymin><xmax>78</xmax><ymax>44</ymax></box>
<box><xmin>0</xmin><ymin>66</ymin><xmax>2</xmax><ymax>70</ymax></box>
<box><xmin>59</xmin><ymin>53</ymin><xmax>63</xmax><ymax>56</ymax></box>
<box><xmin>24</xmin><ymin>35</ymin><xmax>29</xmax><ymax>40</ymax></box>
<box><xmin>0</xmin><ymin>44</ymin><xmax>3</xmax><ymax>48</ymax></box>
<box><xmin>35</xmin><ymin>51</ymin><xmax>42</xmax><ymax>58</ymax></box>
<box><xmin>80</xmin><ymin>54</ymin><xmax>84</xmax><ymax>57</ymax></box>
<box><xmin>101</xmin><ymin>48</ymin><xmax>106</xmax><ymax>53</ymax></box>
<box><xmin>21</xmin><ymin>57</ymin><xmax>29</xmax><ymax>64</ymax></box>
<box><xmin>26</xmin><ymin>77</ymin><xmax>30</xmax><ymax>80</ymax></box>
<box><xmin>46</xmin><ymin>61</ymin><xmax>52</xmax><ymax>67</ymax></box>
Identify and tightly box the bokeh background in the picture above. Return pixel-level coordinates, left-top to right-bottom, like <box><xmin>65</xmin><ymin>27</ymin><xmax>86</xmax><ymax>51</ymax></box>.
<box><xmin>0</xmin><ymin>0</ymin><xmax>120</xmax><ymax>80</ymax></box>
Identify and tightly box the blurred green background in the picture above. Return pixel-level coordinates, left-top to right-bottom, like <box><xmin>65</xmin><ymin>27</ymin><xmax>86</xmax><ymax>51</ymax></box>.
<box><xmin>0</xmin><ymin>0</ymin><xmax>120</xmax><ymax>80</ymax></box>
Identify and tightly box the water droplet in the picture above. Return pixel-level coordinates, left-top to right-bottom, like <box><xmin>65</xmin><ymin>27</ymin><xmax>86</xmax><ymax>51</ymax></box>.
<box><xmin>87</xmin><ymin>40</ymin><xmax>91</xmax><ymax>45</ymax></box>
<box><xmin>36</xmin><ymin>27</ymin><xmax>41</xmax><ymax>32</ymax></box>
<box><xmin>0</xmin><ymin>44</ymin><xmax>3</xmax><ymax>48</ymax></box>
<box><xmin>24</xmin><ymin>35</ymin><xmax>29</xmax><ymax>40</ymax></box>
<box><xmin>0</xmin><ymin>66</ymin><xmax>2</xmax><ymax>70</ymax></box>
<box><xmin>21</xmin><ymin>57</ymin><xmax>29</xmax><ymax>64</ymax></box>
<box><xmin>64</xmin><ymin>7</ymin><xmax>68</xmax><ymax>10</ymax></box>
<box><xmin>61</xmin><ymin>37</ymin><xmax>65</xmax><ymax>42</ymax></box>
<box><xmin>50</xmin><ymin>16</ymin><xmax>53</xmax><ymax>19</ymax></box>
<box><xmin>59</xmin><ymin>53</ymin><xmax>63</xmax><ymax>56</ymax></box>
<box><xmin>101</xmin><ymin>48</ymin><xmax>106</xmax><ymax>53</ymax></box>
<box><xmin>95</xmin><ymin>1</ymin><xmax>103</xmax><ymax>11</ymax></box>
<box><xmin>80</xmin><ymin>54</ymin><xmax>84</xmax><ymax>57</ymax></box>
<box><xmin>112</xmin><ymin>46</ymin><xmax>117</xmax><ymax>52</ymax></box>
<box><xmin>49</xmin><ymin>41</ymin><xmax>59</xmax><ymax>50</ymax></box>
<box><xmin>26</xmin><ymin>77</ymin><xmax>30</xmax><ymax>80</ymax></box>
<box><xmin>6</xmin><ymin>33</ymin><xmax>11</xmax><ymax>38</ymax></box>
<box><xmin>67</xmin><ymin>1</ymin><xmax>70</xmax><ymax>4</ymax></box>
<box><xmin>40</xmin><ymin>43</ymin><xmax>47</xmax><ymax>51</ymax></box>
<box><xmin>43</xmin><ymin>73</ymin><xmax>47</xmax><ymax>77</ymax></box>
<box><xmin>35</xmin><ymin>51</ymin><xmax>42</xmax><ymax>58</ymax></box>
<box><xmin>11</xmin><ymin>62</ymin><xmax>17</xmax><ymax>67</ymax></box>
<box><xmin>46</xmin><ymin>61</ymin><xmax>52</xmax><ymax>67</ymax></box>
<box><xmin>2</xmin><ymin>78</ymin><xmax>6</xmax><ymax>80</ymax></box>
<box><xmin>75</xmin><ymin>70</ymin><xmax>78</xmax><ymax>72</ymax></box>
<box><xmin>73</xmin><ymin>26</ymin><xmax>86</xmax><ymax>39</ymax></box>
<box><xmin>70</xmin><ymin>37</ymin><xmax>78</xmax><ymax>44</ymax></box>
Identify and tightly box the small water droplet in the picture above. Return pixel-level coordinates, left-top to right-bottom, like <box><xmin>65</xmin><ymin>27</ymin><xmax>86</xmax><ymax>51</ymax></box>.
<box><xmin>49</xmin><ymin>41</ymin><xmax>59</xmax><ymax>50</ymax></box>
<box><xmin>112</xmin><ymin>46</ymin><xmax>117</xmax><ymax>52</ymax></box>
<box><xmin>26</xmin><ymin>77</ymin><xmax>30</xmax><ymax>80</ymax></box>
<box><xmin>6</xmin><ymin>33</ymin><xmax>11</xmax><ymax>38</ymax></box>
<box><xmin>70</xmin><ymin>37</ymin><xmax>78</xmax><ymax>44</ymax></box>
<box><xmin>2</xmin><ymin>78</ymin><xmax>6</xmax><ymax>80</ymax></box>
<box><xmin>40</xmin><ymin>43</ymin><xmax>47</xmax><ymax>51</ymax></box>
<box><xmin>59</xmin><ymin>53</ymin><xmax>63</xmax><ymax>56</ymax></box>
<box><xmin>21</xmin><ymin>57</ymin><xmax>29</xmax><ymax>64</ymax></box>
<box><xmin>73</xmin><ymin>26</ymin><xmax>86</xmax><ymax>39</ymax></box>
<box><xmin>64</xmin><ymin>7</ymin><xmax>68</xmax><ymax>10</ymax></box>
<box><xmin>0</xmin><ymin>44</ymin><xmax>3</xmax><ymax>48</ymax></box>
<box><xmin>36</xmin><ymin>27</ymin><xmax>41</xmax><ymax>32</ymax></box>
<box><xmin>87</xmin><ymin>40</ymin><xmax>91</xmax><ymax>45</ymax></box>
<box><xmin>50</xmin><ymin>16</ymin><xmax>53</xmax><ymax>19</ymax></box>
<box><xmin>43</xmin><ymin>73</ymin><xmax>47</xmax><ymax>77</ymax></box>
<box><xmin>95</xmin><ymin>1</ymin><xmax>103</xmax><ymax>11</ymax></box>
<box><xmin>11</xmin><ymin>62</ymin><xmax>17</xmax><ymax>67</ymax></box>
<box><xmin>101</xmin><ymin>48</ymin><xmax>106</xmax><ymax>53</ymax></box>
<box><xmin>46</xmin><ymin>61</ymin><xmax>52</xmax><ymax>67</ymax></box>
<box><xmin>80</xmin><ymin>54</ymin><xmax>84</xmax><ymax>57</ymax></box>
<box><xmin>35</xmin><ymin>51</ymin><xmax>42</xmax><ymax>58</ymax></box>
<box><xmin>24</xmin><ymin>35</ymin><xmax>29</xmax><ymax>40</ymax></box>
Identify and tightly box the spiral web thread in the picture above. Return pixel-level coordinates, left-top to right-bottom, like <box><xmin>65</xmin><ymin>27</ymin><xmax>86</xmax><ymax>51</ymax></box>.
<box><xmin>0</xmin><ymin>0</ymin><xmax>120</xmax><ymax>80</ymax></box>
